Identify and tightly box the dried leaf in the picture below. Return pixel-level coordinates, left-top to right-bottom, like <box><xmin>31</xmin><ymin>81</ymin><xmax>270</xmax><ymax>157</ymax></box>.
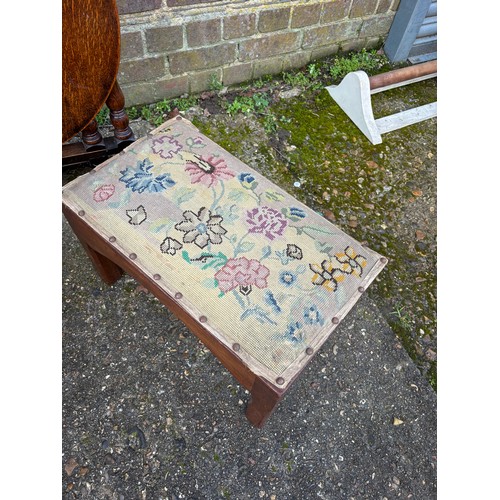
<box><xmin>412</xmin><ymin>189</ymin><xmax>423</xmax><ymax>197</ymax></box>
<box><xmin>366</xmin><ymin>160</ymin><xmax>379</xmax><ymax>169</ymax></box>
<box><xmin>393</xmin><ymin>417</ymin><xmax>404</xmax><ymax>426</ymax></box>
<box><xmin>415</xmin><ymin>230</ymin><xmax>425</xmax><ymax>240</ymax></box>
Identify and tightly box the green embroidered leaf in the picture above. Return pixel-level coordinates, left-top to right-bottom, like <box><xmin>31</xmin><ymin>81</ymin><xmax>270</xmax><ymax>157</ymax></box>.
<box><xmin>227</xmin><ymin>189</ymin><xmax>246</xmax><ymax>202</ymax></box>
<box><xmin>314</xmin><ymin>240</ymin><xmax>333</xmax><ymax>253</ymax></box>
<box><xmin>232</xmin><ymin>289</ymin><xmax>246</xmax><ymax>309</ymax></box>
<box><xmin>201</xmin><ymin>277</ymin><xmax>218</xmax><ymax>289</ymax></box>
<box><xmin>237</xmin><ymin>241</ymin><xmax>255</xmax><ymax>253</ymax></box>
<box><xmin>108</xmin><ymin>189</ymin><xmax>131</xmax><ymax>209</ymax></box>
<box><xmin>185</xmin><ymin>136</ymin><xmax>206</xmax><ymax>149</ymax></box>
<box><xmin>261</xmin><ymin>245</ymin><xmax>272</xmax><ymax>259</ymax></box>
<box><xmin>181</xmin><ymin>250</ymin><xmax>191</xmax><ymax>264</ymax></box>
<box><xmin>264</xmin><ymin>190</ymin><xmax>285</xmax><ymax>202</ymax></box>
<box><xmin>149</xmin><ymin>218</ymin><xmax>173</xmax><ymax>233</ymax></box>
<box><xmin>241</xmin><ymin>306</ymin><xmax>277</xmax><ymax>325</ymax></box>
<box><xmin>201</xmin><ymin>252</ymin><xmax>228</xmax><ymax>270</ymax></box>
<box><xmin>175</xmin><ymin>187</ymin><xmax>197</xmax><ymax>205</ymax></box>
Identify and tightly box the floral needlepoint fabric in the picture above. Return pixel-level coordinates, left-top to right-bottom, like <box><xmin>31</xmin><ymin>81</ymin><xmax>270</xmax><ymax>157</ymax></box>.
<box><xmin>63</xmin><ymin>117</ymin><xmax>387</xmax><ymax>381</ymax></box>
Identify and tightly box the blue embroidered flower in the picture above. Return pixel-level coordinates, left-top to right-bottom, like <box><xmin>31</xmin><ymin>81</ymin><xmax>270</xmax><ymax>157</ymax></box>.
<box><xmin>284</xmin><ymin>321</ymin><xmax>304</xmax><ymax>344</ymax></box>
<box><xmin>238</xmin><ymin>172</ymin><xmax>258</xmax><ymax>189</ymax></box>
<box><xmin>303</xmin><ymin>305</ymin><xmax>325</xmax><ymax>326</ymax></box>
<box><xmin>119</xmin><ymin>158</ymin><xmax>175</xmax><ymax>193</ymax></box>
<box><xmin>281</xmin><ymin>206</ymin><xmax>307</xmax><ymax>222</ymax></box>
<box><xmin>264</xmin><ymin>290</ymin><xmax>281</xmax><ymax>313</ymax></box>
<box><xmin>279</xmin><ymin>270</ymin><xmax>297</xmax><ymax>287</ymax></box>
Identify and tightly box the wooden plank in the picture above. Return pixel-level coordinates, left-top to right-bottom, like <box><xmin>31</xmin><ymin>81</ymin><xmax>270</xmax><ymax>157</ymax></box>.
<box><xmin>384</xmin><ymin>0</ymin><xmax>432</xmax><ymax>63</ymax></box>
<box><xmin>375</xmin><ymin>102</ymin><xmax>437</xmax><ymax>135</ymax></box>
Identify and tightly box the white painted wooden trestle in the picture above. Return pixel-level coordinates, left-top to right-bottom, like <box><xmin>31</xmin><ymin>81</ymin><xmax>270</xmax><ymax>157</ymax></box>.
<box><xmin>325</xmin><ymin>61</ymin><xmax>437</xmax><ymax>145</ymax></box>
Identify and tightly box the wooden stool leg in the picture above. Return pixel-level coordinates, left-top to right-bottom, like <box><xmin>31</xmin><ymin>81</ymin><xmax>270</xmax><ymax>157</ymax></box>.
<box><xmin>106</xmin><ymin>80</ymin><xmax>135</xmax><ymax>144</ymax></box>
<box><xmin>64</xmin><ymin>208</ymin><xmax>124</xmax><ymax>285</ymax></box>
<box><xmin>246</xmin><ymin>377</ymin><xmax>283</xmax><ymax>428</ymax></box>
<box><xmin>81</xmin><ymin>119</ymin><xmax>105</xmax><ymax>151</ymax></box>
<box><xmin>80</xmin><ymin>241</ymin><xmax>123</xmax><ymax>285</ymax></box>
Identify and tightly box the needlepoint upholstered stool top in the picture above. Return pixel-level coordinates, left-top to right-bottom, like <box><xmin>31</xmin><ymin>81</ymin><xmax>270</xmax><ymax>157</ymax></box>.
<box><xmin>63</xmin><ymin>116</ymin><xmax>387</xmax><ymax>395</ymax></box>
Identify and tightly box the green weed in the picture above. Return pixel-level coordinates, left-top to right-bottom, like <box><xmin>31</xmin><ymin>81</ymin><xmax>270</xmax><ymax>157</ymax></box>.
<box><xmin>208</xmin><ymin>73</ymin><xmax>224</xmax><ymax>92</ymax></box>
<box><xmin>390</xmin><ymin>303</ymin><xmax>413</xmax><ymax>332</ymax></box>
<box><xmin>282</xmin><ymin>71</ymin><xmax>310</xmax><ymax>88</ymax></box>
<box><xmin>224</xmin><ymin>93</ymin><xmax>270</xmax><ymax>116</ymax></box>
<box><xmin>95</xmin><ymin>107</ymin><xmax>109</xmax><ymax>126</ymax></box>
<box><xmin>327</xmin><ymin>48</ymin><xmax>389</xmax><ymax>81</ymax></box>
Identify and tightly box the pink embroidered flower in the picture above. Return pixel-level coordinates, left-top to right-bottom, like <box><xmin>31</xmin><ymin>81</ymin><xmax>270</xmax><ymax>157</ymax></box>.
<box><xmin>246</xmin><ymin>206</ymin><xmax>287</xmax><ymax>240</ymax></box>
<box><xmin>185</xmin><ymin>154</ymin><xmax>235</xmax><ymax>187</ymax></box>
<box><xmin>93</xmin><ymin>184</ymin><xmax>115</xmax><ymax>202</ymax></box>
<box><xmin>214</xmin><ymin>257</ymin><xmax>270</xmax><ymax>294</ymax></box>
<box><xmin>151</xmin><ymin>135</ymin><xmax>183</xmax><ymax>159</ymax></box>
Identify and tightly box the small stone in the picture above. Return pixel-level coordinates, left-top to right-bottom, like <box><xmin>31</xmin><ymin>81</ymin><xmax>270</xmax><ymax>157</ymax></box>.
<box><xmin>322</xmin><ymin>191</ymin><xmax>331</xmax><ymax>201</ymax></box>
<box><xmin>348</xmin><ymin>219</ymin><xmax>358</xmax><ymax>228</ymax></box>
<box><xmin>79</xmin><ymin>467</ymin><xmax>89</xmax><ymax>477</ymax></box>
<box><xmin>366</xmin><ymin>160</ymin><xmax>379</xmax><ymax>169</ymax></box>
<box><xmin>279</xmin><ymin>88</ymin><xmax>302</xmax><ymax>99</ymax></box>
<box><xmin>393</xmin><ymin>417</ymin><xmax>404</xmax><ymax>426</ymax></box>
<box><xmin>425</xmin><ymin>348</ymin><xmax>437</xmax><ymax>361</ymax></box>
<box><xmin>259</xmin><ymin>491</ymin><xmax>266</xmax><ymax>498</ymax></box>
<box><xmin>412</xmin><ymin>189</ymin><xmax>423</xmax><ymax>197</ymax></box>
<box><xmin>65</xmin><ymin>458</ymin><xmax>78</xmax><ymax>476</ymax></box>
<box><xmin>415</xmin><ymin>241</ymin><xmax>427</xmax><ymax>254</ymax></box>
<box><xmin>415</xmin><ymin>229</ymin><xmax>425</xmax><ymax>240</ymax></box>
<box><xmin>323</xmin><ymin>209</ymin><xmax>335</xmax><ymax>222</ymax></box>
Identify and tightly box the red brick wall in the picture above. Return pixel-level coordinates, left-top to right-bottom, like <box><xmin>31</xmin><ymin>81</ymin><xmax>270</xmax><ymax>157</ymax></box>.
<box><xmin>116</xmin><ymin>0</ymin><xmax>398</xmax><ymax>106</ymax></box>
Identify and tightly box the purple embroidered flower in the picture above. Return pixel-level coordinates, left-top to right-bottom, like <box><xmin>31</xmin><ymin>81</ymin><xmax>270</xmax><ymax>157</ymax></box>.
<box><xmin>214</xmin><ymin>257</ymin><xmax>270</xmax><ymax>294</ymax></box>
<box><xmin>246</xmin><ymin>206</ymin><xmax>288</xmax><ymax>240</ymax></box>
<box><xmin>93</xmin><ymin>184</ymin><xmax>115</xmax><ymax>202</ymax></box>
<box><xmin>185</xmin><ymin>154</ymin><xmax>235</xmax><ymax>187</ymax></box>
<box><xmin>151</xmin><ymin>135</ymin><xmax>183</xmax><ymax>159</ymax></box>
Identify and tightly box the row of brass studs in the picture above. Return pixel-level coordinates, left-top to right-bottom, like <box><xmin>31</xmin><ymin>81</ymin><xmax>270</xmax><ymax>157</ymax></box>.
<box><xmin>76</xmin><ymin>215</ymin><xmax>388</xmax><ymax>391</ymax></box>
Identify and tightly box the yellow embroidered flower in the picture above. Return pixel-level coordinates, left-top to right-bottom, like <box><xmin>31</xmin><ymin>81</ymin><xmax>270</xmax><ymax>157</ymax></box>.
<box><xmin>309</xmin><ymin>260</ymin><xmax>346</xmax><ymax>292</ymax></box>
<box><xmin>334</xmin><ymin>246</ymin><xmax>367</xmax><ymax>277</ymax></box>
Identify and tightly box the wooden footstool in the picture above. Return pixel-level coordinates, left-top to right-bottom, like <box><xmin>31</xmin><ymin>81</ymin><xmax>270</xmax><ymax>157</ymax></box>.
<box><xmin>62</xmin><ymin>116</ymin><xmax>387</xmax><ymax>428</ymax></box>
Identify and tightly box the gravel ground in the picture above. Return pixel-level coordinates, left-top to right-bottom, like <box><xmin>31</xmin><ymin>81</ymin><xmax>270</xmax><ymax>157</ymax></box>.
<box><xmin>63</xmin><ymin>70</ymin><xmax>437</xmax><ymax>498</ymax></box>
<box><xmin>63</xmin><ymin>218</ymin><xmax>436</xmax><ymax>499</ymax></box>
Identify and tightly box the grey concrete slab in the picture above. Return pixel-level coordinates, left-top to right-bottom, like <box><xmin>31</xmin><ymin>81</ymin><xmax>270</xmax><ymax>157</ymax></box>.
<box><xmin>62</xmin><ymin>215</ymin><xmax>436</xmax><ymax>499</ymax></box>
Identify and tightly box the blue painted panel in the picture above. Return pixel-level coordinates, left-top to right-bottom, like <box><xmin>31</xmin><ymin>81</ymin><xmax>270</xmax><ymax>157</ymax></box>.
<box><xmin>384</xmin><ymin>0</ymin><xmax>432</xmax><ymax>62</ymax></box>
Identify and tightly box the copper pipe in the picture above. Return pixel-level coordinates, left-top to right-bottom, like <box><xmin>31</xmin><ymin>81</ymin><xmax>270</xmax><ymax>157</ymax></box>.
<box><xmin>368</xmin><ymin>60</ymin><xmax>437</xmax><ymax>90</ymax></box>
